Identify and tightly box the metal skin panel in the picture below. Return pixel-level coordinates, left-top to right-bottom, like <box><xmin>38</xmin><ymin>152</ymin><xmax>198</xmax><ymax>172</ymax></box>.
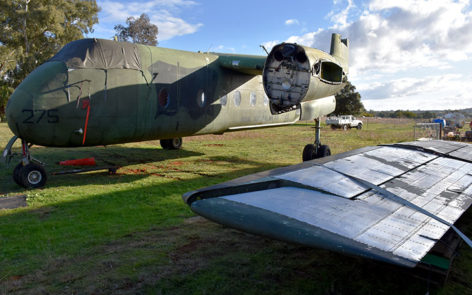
<box><xmin>190</xmin><ymin>197</ymin><xmax>416</xmax><ymax>267</ymax></box>
<box><xmin>221</xmin><ymin>187</ymin><xmax>390</xmax><ymax>239</ymax></box>
<box><xmin>276</xmin><ymin>147</ymin><xmax>436</xmax><ymax>199</ymax></box>
<box><xmin>449</xmin><ymin>145</ymin><xmax>472</xmax><ymax>162</ymax></box>
<box><xmin>276</xmin><ymin>165</ymin><xmax>366</xmax><ymax>198</ymax></box>
<box><xmin>184</xmin><ymin>141</ymin><xmax>472</xmax><ymax>268</ymax></box>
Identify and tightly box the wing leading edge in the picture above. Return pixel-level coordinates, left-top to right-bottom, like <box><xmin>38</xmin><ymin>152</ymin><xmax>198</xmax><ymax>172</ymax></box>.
<box><xmin>183</xmin><ymin>140</ymin><xmax>472</xmax><ymax>268</ymax></box>
<box><xmin>216</xmin><ymin>53</ymin><xmax>266</xmax><ymax>75</ymax></box>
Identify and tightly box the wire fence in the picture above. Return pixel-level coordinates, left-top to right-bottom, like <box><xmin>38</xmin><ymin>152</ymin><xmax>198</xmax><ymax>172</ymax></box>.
<box><xmin>414</xmin><ymin>123</ymin><xmax>441</xmax><ymax>140</ymax></box>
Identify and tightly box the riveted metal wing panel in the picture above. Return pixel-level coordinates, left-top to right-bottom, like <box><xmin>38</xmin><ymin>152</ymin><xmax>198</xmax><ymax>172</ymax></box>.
<box><xmin>184</xmin><ymin>141</ymin><xmax>472</xmax><ymax>268</ymax></box>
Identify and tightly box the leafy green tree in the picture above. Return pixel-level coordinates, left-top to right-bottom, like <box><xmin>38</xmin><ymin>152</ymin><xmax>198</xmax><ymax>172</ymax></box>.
<box><xmin>0</xmin><ymin>84</ymin><xmax>13</xmax><ymax>121</ymax></box>
<box><xmin>392</xmin><ymin>110</ymin><xmax>417</xmax><ymax>118</ymax></box>
<box><xmin>0</xmin><ymin>0</ymin><xmax>99</xmax><ymax>119</ymax></box>
<box><xmin>114</xmin><ymin>14</ymin><xmax>158</xmax><ymax>46</ymax></box>
<box><xmin>332</xmin><ymin>80</ymin><xmax>365</xmax><ymax>115</ymax></box>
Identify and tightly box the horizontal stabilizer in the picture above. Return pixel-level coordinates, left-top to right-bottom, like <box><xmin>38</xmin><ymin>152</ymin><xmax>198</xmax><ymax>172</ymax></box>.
<box><xmin>184</xmin><ymin>140</ymin><xmax>472</xmax><ymax>268</ymax></box>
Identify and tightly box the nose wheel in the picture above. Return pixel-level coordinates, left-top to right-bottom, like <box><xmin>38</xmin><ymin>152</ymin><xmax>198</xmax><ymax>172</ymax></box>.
<box><xmin>302</xmin><ymin>118</ymin><xmax>331</xmax><ymax>162</ymax></box>
<box><xmin>13</xmin><ymin>162</ymin><xmax>48</xmax><ymax>189</ymax></box>
<box><xmin>9</xmin><ymin>138</ymin><xmax>48</xmax><ymax>189</ymax></box>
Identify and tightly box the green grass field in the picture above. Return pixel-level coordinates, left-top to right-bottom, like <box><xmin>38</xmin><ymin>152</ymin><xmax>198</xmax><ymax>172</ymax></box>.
<box><xmin>1</xmin><ymin>119</ymin><xmax>471</xmax><ymax>294</ymax></box>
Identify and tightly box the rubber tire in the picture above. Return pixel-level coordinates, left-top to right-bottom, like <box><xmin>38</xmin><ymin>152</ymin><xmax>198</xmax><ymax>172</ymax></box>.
<box><xmin>13</xmin><ymin>163</ymin><xmax>23</xmax><ymax>186</ymax></box>
<box><xmin>302</xmin><ymin>144</ymin><xmax>317</xmax><ymax>162</ymax></box>
<box><xmin>342</xmin><ymin>124</ymin><xmax>348</xmax><ymax>131</ymax></box>
<box><xmin>160</xmin><ymin>138</ymin><xmax>183</xmax><ymax>150</ymax></box>
<box><xmin>317</xmin><ymin>145</ymin><xmax>331</xmax><ymax>158</ymax></box>
<box><xmin>330</xmin><ymin>125</ymin><xmax>337</xmax><ymax>130</ymax></box>
<box><xmin>357</xmin><ymin>123</ymin><xmax>363</xmax><ymax>130</ymax></box>
<box><xmin>18</xmin><ymin>163</ymin><xmax>47</xmax><ymax>189</ymax></box>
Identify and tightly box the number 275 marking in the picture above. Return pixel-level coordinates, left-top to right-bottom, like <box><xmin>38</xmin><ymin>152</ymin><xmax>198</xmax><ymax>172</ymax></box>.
<box><xmin>22</xmin><ymin>109</ymin><xmax>59</xmax><ymax>124</ymax></box>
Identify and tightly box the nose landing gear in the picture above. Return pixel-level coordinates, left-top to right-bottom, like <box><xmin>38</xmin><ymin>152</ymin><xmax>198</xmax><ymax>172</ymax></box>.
<box><xmin>4</xmin><ymin>137</ymin><xmax>47</xmax><ymax>189</ymax></box>
<box><xmin>302</xmin><ymin>118</ymin><xmax>331</xmax><ymax>162</ymax></box>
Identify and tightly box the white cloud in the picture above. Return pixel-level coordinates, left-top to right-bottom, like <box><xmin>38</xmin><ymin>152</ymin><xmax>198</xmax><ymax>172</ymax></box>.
<box><xmin>260</xmin><ymin>40</ymin><xmax>281</xmax><ymax>53</ymax></box>
<box><xmin>276</xmin><ymin>0</ymin><xmax>472</xmax><ymax>110</ymax></box>
<box><xmin>96</xmin><ymin>0</ymin><xmax>202</xmax><ymax>41</ymax></box>
<box><xmin>285</xmin><ymin>19</ymin><xmax>300</xmax><ymax>26</ymax></box>
<box><xmin>361</xmin><ymin>73</ymin><xmax>472</xmax><ymax>110</ymax></box>
<box><xmin>328</xmin><ymin>0</ymin><xmax>356</xmax><ymax>27</ymax></box>
<box><xmin>150</xmin><ymin>11</ymin><xmax>203</xmax><ymax>40</ymax></box>
<box><xmin>212</xmin><ymin>45</ymin><xmax>236</xmax><ymax>53</ymax></box>
<box><xmin>358</xmin><ymin>74</ymin><xmax>462</xmax><ymax>98</ymax></box>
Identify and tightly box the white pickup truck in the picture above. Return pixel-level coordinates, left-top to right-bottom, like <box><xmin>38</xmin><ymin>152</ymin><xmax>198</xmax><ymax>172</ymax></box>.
<box><xmin>326</xmin><ymin>115</ymin><xmax>363</xmax><ymax>130</ymax></box>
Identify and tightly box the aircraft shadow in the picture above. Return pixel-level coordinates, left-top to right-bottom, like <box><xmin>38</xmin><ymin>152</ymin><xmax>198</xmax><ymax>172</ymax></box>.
<box><xmin>0</xmin><ymin>145</ymin><xmax>204</xmax><ymax>193</ymax></box>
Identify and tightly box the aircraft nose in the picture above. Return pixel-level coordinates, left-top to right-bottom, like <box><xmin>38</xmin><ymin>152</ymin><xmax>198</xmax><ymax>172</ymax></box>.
<box><xmin>6</xmin><ymin>87</ymin><xmax>33</xmax><ymax>137</ymax></box>
<box><xmin>6</xmin><ymin>61</ymin><xmax>68</xmax><ymax>145</ymax></box>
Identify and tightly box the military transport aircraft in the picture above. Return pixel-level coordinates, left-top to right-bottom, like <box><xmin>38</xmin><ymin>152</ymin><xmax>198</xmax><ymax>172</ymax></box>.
<box><xmin>3</xmin><ymin>33</ymin><xmax>349</xmax><ymax>188</ymax></box>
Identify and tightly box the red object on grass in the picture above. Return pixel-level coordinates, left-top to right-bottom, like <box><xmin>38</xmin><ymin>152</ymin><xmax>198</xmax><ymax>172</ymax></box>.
<box><xmin>59</xmin><ymin>157</ymin><xmax>96</xmax><ymax>166</ymax></box>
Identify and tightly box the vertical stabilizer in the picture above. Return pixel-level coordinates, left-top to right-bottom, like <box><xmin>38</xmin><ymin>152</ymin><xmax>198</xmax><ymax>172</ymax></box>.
<box><xmin>330</xmin><ymin>33</ymin><xmax>349</xmax><ymax>74</ymax></box>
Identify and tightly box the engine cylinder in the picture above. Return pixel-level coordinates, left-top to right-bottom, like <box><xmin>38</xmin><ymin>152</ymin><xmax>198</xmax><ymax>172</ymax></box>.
<box><xmin>263</xmin><ymin>43</ymin><xmax>345</xmax><ymax>113</ymax></box>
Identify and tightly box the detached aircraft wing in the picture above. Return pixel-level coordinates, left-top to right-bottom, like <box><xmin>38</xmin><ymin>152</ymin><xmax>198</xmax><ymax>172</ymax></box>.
<box><xmin>183</xmin><ymin>140</ymin><xmax>472</xmax><ymax>268</ymax></box>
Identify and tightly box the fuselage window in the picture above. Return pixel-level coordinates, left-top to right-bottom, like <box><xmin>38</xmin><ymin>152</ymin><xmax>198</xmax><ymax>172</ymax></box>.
<box><xmin>158</xmin><ymin>88</ymin><xmax>170</xmax><ymax>108</ymax></box>
<box><xmin>197</xmin><ymin>89</ymin><xmax>206</xmax><ymax>107</ymax></box>
<box><xmin>250</xmin><ymin>92</ymin><xmax>257</xmax><ymax>106</ymax></box>
<box><xmin>234</xmin><ymin>90</ymin><xmax>241</xmax><ymax>106</ymax></box>
<box><xmin>221</xmin><ymin>95</ymin><xmax>227</xmax><ymax>106</ymax></box>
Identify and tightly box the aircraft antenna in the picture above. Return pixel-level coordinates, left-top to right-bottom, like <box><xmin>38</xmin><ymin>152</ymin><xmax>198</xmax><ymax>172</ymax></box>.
<box><xmin>260</xmin><ymin>45</ymin><xmax>269</xmax><ymax>55</ymax></box>
<box><xmin>206</xmin><ymin>44</ymin><xmax>213</xmax><ymax>54</ymax></box>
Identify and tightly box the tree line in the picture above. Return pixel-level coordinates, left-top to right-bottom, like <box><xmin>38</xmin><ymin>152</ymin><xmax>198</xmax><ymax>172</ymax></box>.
<box><xmin>0</xmin><ymin>1</ymin><xmax>159</xmax><ymax>121</ymax></box>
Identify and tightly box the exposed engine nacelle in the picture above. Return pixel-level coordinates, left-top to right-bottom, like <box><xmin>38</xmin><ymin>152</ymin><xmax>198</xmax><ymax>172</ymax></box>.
<box><xmin>263</xmin><ymin>37</ymin><xmax>348</xmax><ymax>114</ymax></box>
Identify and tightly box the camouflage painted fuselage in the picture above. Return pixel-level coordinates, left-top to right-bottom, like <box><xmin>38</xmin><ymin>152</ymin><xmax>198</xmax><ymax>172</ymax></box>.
<box><xmin>6</xmin><ymin>38</ymin><xmax>346</xmax><ymax>147</ymax></box>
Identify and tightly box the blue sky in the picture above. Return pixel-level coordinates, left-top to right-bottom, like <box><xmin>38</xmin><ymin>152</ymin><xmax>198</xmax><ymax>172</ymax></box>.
<box><xmin>88</xmin><ymin>0</ymin><xmax>472</xmax><ymax>111</ymax></box>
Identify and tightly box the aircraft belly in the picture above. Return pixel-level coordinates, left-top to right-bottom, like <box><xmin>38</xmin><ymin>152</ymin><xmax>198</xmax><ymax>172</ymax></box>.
<box><xmin>184</xmin><ymin>140</ymin><xmax>472</xmax><ymax>267</ymax></box>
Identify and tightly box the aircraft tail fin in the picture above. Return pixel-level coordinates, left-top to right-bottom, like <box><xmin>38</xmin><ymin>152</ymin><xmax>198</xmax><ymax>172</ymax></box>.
<box><xmin>330</xmin><ymin>33</ymin><xmax>349</xmax><ymax>75</ymax></box>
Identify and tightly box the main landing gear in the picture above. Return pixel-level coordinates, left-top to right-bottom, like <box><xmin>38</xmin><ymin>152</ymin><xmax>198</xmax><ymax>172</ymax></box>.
<box><xmin>4</xmin><ymin>137</ymin><xmax>47</xmax><ymax>189</ymax></box>
<box><xmin>160</xmin><ymin>137</ymin><xmax>183</xmax><ymax>150</ymax></box>
<box><xmin>302</xmin><ymin>118</ymin><xmax>331</xmax><ymax>162</ymax></box>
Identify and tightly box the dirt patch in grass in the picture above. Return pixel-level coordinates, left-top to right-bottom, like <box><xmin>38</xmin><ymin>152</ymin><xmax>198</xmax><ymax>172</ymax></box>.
<box><xmin>0</xmin><ymin>217</ymin><xmax>265</xmax><ymax>294</ymax></box>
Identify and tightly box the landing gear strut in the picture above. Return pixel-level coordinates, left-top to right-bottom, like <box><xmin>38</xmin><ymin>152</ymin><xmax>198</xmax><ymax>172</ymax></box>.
<box><xmin>5</xmin><ymin>138</ymin><xmax>48</xmax><ymax>189</ymax></box>
<box><xmin>302</xmin><ymin>118</ymin><xmax>331</xmax><ymax>162</ymax></box>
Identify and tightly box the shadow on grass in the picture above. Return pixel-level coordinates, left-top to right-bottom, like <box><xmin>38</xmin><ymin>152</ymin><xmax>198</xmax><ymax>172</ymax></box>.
<box><xmin>0</xmin><ymin>155</ymin><xmax>284</xmax><ymax>275</ymax></box>
<box><xmin>0</xmin><ymin>152</ymin><xmax>470</xmax><ymax>294</ymax></box>
<box><xmin>1</xmin><ymin>145</ymin><xmax>204</xmax><ymax>193</ymax></box>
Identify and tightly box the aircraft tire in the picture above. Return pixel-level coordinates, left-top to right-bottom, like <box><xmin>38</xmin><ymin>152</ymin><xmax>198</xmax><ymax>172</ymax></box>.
<box><xmin>13</xmin><ymin>163</ymin><xmax>23</xmax><ymax>186</ymax></box>
<box><xmin>160</xmin><ymin>138</ymin><xmax>183</xmax><ymax>150</ymax></box>
<box><xmin>302</xmin><ymin>144</ymin><xmax>317</xmax><ymax>162</ymax></box>
<box><xmin>18</xmin><ymin>163</ymin><xmax>47</xmax><ymax>189</ymax></box>
<box><xmin>357</xmin><ymin>123</ymin><xmax>363</xmax><ymax>130</ymax></box>
<box><xmin>317</xmin><ymin>145</ymin><xmax>331</xmax><ymax>158</ymax></box>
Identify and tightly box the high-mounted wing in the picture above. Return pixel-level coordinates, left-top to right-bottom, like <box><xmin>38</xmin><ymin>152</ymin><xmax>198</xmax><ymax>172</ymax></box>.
<box><xmin>216</xmin><ymin>53</ymin><xmax>266</xmax><ymax>75</ymax></box>
<box><xmin>183</xmin><ymin>140</ymin><xmax>472</xmax><ymax>268</ymax></box>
